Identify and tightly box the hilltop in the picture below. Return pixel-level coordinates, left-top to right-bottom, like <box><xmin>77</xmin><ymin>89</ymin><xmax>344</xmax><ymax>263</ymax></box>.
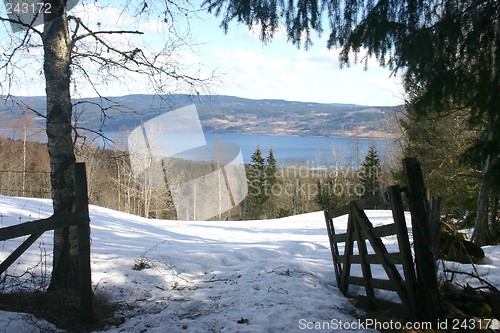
<box><xmin>0</xmin><ymin>94</ymin><xmax>399</xmax><ymax>139</ymax></box>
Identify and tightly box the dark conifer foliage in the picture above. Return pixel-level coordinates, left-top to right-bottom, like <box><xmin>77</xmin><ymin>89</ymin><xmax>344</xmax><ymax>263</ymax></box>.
<box><xmin>245</xmin><ymin>146</ymin><xmax>279</xmax><ymax>219</ymax></box>
<box><xmin>360</xmin><ymin>144</ymin><xmax>380</xmax><ymax>197</ymax></box>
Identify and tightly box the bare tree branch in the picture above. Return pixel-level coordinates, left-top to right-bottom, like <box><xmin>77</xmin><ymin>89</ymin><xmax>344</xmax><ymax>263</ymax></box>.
<box><xmin>0</xmin><ymin>15</ymin><xmax>43</xmax><ymax>37</ymax></box>
<box><xmin>443</xmin><ymin>267</ymin><xmax>499</xmax><ymax>293</ymax></box>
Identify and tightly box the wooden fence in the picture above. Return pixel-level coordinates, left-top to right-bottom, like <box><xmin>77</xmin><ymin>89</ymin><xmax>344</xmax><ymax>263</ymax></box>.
<box><xmin>0</xmin><ymin>163</ymin><xmax>93</xmax><ymax>323</ymax></box>
<box><xmin>324</xmin><ymin>157</ymin><xmax>440</xmax><ymax>322</ymax></box>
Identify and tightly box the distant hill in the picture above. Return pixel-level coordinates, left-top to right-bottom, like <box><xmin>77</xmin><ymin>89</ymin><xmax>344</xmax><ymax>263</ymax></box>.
<box><xmin>0</xmin><ymin>94</ymin><xmax>400</xmax><ymax>138</ymax></box>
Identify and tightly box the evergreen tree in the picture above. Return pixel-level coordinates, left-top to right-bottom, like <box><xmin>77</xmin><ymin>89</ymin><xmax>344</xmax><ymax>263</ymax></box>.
<box><xmin>204</xmin><ymin>0</ymin><xmax>500</xmax><ymax>244</ymax></box>
<box><xmin>316</xmin><ymin>178</ymin><xmax>334</xmax><ymax>210</ymax></box>
<box><xmin>246</xmin><ymin>146</ymin><xmax>268</xmax><ymax>219</ymax></box>
<box><xmin>263</xmin><ymin>148</ymin><xmax>278</xmax><ymax>217</ymax></box>
<box><xmin>266</xmin><ymin>148</ymin><xmax>277</xmax><ymax>188</ymax></box>
<box><xmin>360</xmin><ymin>145</ymin><xmax>381</xmax><ymax>196</ymax></box>
<box><xmin>250</xmin><ymin>145</ymin><xmax>267</xmax><ymax>201</ymax></box>
<box><xmin>398</xmin><ymin>108</ymin><xmax>479</xmax><ymax>224</ymax></box>
<box><xmin>246</xmin><ymin>146</ymin><xmax>280</xmax><ymax>219</ymax></box>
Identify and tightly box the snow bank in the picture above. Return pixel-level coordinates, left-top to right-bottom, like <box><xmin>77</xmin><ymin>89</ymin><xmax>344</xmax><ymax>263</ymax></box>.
<box><xmin>1</xmin><ymin>196</ymin><xmax>499</xmax><ymax>332</ymax></box>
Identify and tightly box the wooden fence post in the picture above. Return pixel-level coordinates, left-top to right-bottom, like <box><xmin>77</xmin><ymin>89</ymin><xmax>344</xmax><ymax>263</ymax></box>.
<box><xmin>388</xmin><ymin>185</ymin><xmax>419</xmax><ymax>320</ymax></box>
<box><xmin>403</xmin><ymin>157</ymin><xmax>440</xmax><ymax>322</ymax></box>
<box><xmin>351</xmin><ymin>202</ymin><xmax>375</xmax><ymax>308</ymax></box>
<box><xmin>339</xmin><ymin>211</ymin><xmax>355</xmax><ymax>294</ymax></box>
<box><xmin>74</xmin><ymin>163</ymin><xmax>93</xmax><ymax>323</ymax></box>
<box><xmin>324</xmin><ymin>211</ymin><xmax>342</xmax><ymax>289</ymax></box>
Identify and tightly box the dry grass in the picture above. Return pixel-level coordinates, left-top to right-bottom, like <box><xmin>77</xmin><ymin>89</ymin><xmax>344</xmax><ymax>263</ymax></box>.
<box><xmin>0</xmin><ymin>291</ymin><xmax>123</xmax><ymax>332</ymax></box>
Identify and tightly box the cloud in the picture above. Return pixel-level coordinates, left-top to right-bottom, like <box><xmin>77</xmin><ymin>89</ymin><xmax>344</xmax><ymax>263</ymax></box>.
<box><xmin>207</xmin><ymin>42</ymin><xmax>403</xmax><ymax>106</ymax></box>
<box><xmin>1</xmin><ymin>5</ymin><xmax>403</xmax><ymax>105</ymax></box>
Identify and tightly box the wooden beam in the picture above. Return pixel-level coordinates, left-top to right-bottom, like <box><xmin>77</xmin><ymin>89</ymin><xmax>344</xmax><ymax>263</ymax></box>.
<box><xmin>337</xmin><ymin>252</ymin><xmax>404</xmax><ymax>265</ymax></box>
<box><xmin>326</xmin><ymin>189</ymin><xmax>391</xmax><ymax>219</ymax></box>
<box><xmin>330</xmin><ymin>232</ymin><xmax>348</xmax><ymax>243</ymax></box>
<box><xmin>347</xmin><ymin>276</ymin><xmax>401</xmax><ymax>292</ymax></box>
<box><xmin>365</xmin><ymin>223</ymin><xmax>397</xmax><ymax>239</ymax></box>
<box><xmin>324</xmin><ymin>211</ymin><xmax>343</xmax><ymax>289</ymax></box>
<box><xmin>403</xmin><ymin>157</ymin><xmax>439</xmax><ymax>323</ymax></box>
<box><xmin>0</xmin><ymin>210</ymin><xmax>88</xmax><ymax>241</ymax></box>
<box><xmin>0</xmin><ymin>232</ymin><xmax>43</xmax><ymax>275</ymax></box>
<box><xmin>339</xmin><ymin>211</ymin><xmax>354</xmax><ymax>295</ymax></box>
<box><xmin>326</xmin><ymin>204</ymin><xmax>350</xmax><ymax>220</ymax></box>
<box><xmin>351</xmin><ymin>202</ymin><xmax>375</xmax><ymax>306</ymax></box>
<box><xmin>351</xmin><ymin>201</ymin><xmax>411</xmax><ymax>308</ymax></box>
<box><xmin>388</xmin><ymin>185</ymin><xmax>419</xmax><ymax>319</ymax></box>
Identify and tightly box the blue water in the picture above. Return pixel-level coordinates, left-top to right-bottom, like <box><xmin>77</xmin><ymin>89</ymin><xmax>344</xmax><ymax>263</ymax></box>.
<box><xmin>0</xmin><ymin>127</ymin><xmax>391</xmax><ymax>166</ymax></box>
<box><xmin>204</xmin><ymin>132</ymin><xmax>390</xmax><ymax>166</ymax></box>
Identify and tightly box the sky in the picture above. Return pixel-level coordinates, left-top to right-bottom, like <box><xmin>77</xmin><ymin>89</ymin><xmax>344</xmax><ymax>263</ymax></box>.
<box><xmin>187</xmin><ymin>11</ymin><xmax>404</xmax><ymax>106</ymax></box>
<box><xmin>0</xmin><ymin>1</ymin><xmax>404</xmax><ymax>106</ymax></box>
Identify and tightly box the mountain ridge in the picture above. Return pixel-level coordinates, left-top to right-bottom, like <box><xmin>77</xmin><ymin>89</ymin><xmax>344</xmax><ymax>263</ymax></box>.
<box><xmin>0</xmin><ymin>94</ymin><xmax>400</xmax><ymax>138</ymax></box>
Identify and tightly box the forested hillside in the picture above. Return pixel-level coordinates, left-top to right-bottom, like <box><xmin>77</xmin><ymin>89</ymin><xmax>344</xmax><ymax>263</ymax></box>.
<box><xmin>0</xmin><ymin>94</ymin><xmax>398</xmax><ymax>139</ymax></box>
<box><xmin>0</xmin><ymin>138</ymin><xmax>393</xmax><ymax>220</ymax></box>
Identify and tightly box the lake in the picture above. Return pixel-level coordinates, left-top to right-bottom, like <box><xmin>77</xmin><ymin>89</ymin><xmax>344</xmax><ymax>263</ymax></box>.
<box><xmin>0</xmin><ymin>127</ymin><xmax>392</xmax><ymax>167</ymax></box>
<box><xmin>203</xmin><ymin>132</ymin><xmax>391</xmax><ymax>166</ymax></box>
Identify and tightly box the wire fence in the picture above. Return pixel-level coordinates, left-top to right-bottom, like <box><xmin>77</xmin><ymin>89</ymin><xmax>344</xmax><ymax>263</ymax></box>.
<box><xmin>0</xmin><ymin>169</ymin><xmax>51</xmax><ymax>199</ymax></box>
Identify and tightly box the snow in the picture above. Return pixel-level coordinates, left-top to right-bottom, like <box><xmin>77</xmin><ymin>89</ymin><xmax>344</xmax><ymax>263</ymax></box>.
<box><xmin>1</xmin><ymin>195</ymin><xmax>499</xmax><ymax>332</ymax></box>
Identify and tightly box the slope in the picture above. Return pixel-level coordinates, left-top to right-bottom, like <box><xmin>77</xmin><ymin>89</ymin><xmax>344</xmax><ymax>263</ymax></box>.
<box><xmin>0</xmin><ymin>196</ymin><xmax>499</xmax><ymax>332</ymax></box>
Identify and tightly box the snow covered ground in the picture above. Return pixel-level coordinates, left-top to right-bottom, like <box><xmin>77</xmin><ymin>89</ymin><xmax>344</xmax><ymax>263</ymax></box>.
<box><xmin>0</xmin><ymin>195</ymin><xmax>499</xmax><ymax>332</ymax></box>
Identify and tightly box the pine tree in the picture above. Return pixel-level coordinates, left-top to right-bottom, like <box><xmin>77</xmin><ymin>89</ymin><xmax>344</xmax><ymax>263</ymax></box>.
<box><xmin>245</xmin><ymin>146</ymin><xmax>267</xmax><ymax>219</ymax></box>
<box><xmin>399</xmin><ymin>109</ymin><xmax>479</xmax><ymax>224</ymax></box>
<box><xmin>245</xmin><ymin>146</ymin><xmax>279</xmax><ymax>219</ymax></box>
<box><xmin>316</xmin><ymin>178</ymin><xmax>334</xmax><ymax>210</ymax></box>
<box><xmin>360</xmin><ymin>145</ymin><xmax>380</xmax><ymax>197</ymax></box>
<box><xmin>266</xmin><ymin>148</ymin><xmax>277</xmax><ymax>188</ymax></box>
<box><xmin>263</xmin><ymin>148</ymin><xmax>277</xmax><ymax>218</ymax></box>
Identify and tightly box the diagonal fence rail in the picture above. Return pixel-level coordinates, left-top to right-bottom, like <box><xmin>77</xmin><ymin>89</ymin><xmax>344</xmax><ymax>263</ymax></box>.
<box><xmin>324</xmin><ymin>157</ymin><xmax>440</xmax><ymax>322</ymax></box>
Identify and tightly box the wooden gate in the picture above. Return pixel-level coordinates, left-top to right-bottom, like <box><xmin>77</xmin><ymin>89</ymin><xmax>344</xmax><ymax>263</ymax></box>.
<box><xmin>324</xmin><ymin>157</ymin><xmax>440</xmax><ymax>322</ymax></box>
<box><xmin>0</xmin><ymin>163</ymin><xmax>93</xmax><ymax>323</ymax></box>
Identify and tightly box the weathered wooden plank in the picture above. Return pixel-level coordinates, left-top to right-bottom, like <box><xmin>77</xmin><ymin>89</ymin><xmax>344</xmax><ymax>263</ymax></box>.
<box><xmin>332</xmin><ymin>224</ymin><xmax>397</xmax><ymax>244</ymax></box>
<box><xmin>334</xmin><ymin>224</ymin><xmax>396</xmax><ymax>242</ymax></box>
<box><xmin>347</xmin><ymin>276</ymin><xmax>401</xmax><ymax>292</ymax></box>
<box><xmin>337</xmin><ymin>252</ymin><xmax>404</xmax><ymax>265</ymax></box>
<box><xmin>351</xmin><ymin>201</ymin><xmax>410</xmax><ymax>308</ymax></box>
<box><xmin>388</xmin><ymin>185</ymin><xmax>419</xmax><ymax>319</ymax></box>
<box><xmin>74</xmin><ymin>163</ymin><xmax>94</xmax><ymax>324</ymax></box>
<box><xmin>403</xmin><ymin>157</ymin><xmax>439</xmax><ymax>322</ymax></box>
<box><xmin>326</xmin><ymin>204</ymin><xmax>350</xmax><ymax>220</ymax></box>
<box><xmin>326</xmin><ymin>190</ymin><xmax>388</xmax><ymax>219</ymax></box>
<box><xmin>330</xmin><ymin>232</ymin><xmax>348</xmax><ymax>243</ymax></box>
<box><xmin>356</xmin><ymin>191</ymin><xmax>389</xmax><ymax>209</ymax></box>
<box><xmin>324</xmin><ymin>211</ymin><xmax>343</xmax><ymax>290</ymax></box>
<box><xmin>0</xmin><ymin>210</ymin><xmax>88</xmax><ymax>241</ymax></box>
<box><xmin>366</xmin><ymin>223</ymin><xmax>397</xmax><ymax>239</ymax></box>
<box><xmin>0</xmin><ymin>232</ymin><xmax>43</xmax><ymax>275</ymax></box>
<box><xmin>339</xmin><ymin>212</ymin><xmax>354</xmax><ymax>294</ymax></box>
<box><xmin>351</xmin><ymin>202</ymin><xmax>374</xmax><ymax>306</ymax></box>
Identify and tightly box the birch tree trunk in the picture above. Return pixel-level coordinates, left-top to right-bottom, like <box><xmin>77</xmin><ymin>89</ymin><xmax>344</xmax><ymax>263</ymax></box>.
<box><xmin>43</xmin><ymin>1</ymin><xmax>78</xmax><ymax>290</ymax></box>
